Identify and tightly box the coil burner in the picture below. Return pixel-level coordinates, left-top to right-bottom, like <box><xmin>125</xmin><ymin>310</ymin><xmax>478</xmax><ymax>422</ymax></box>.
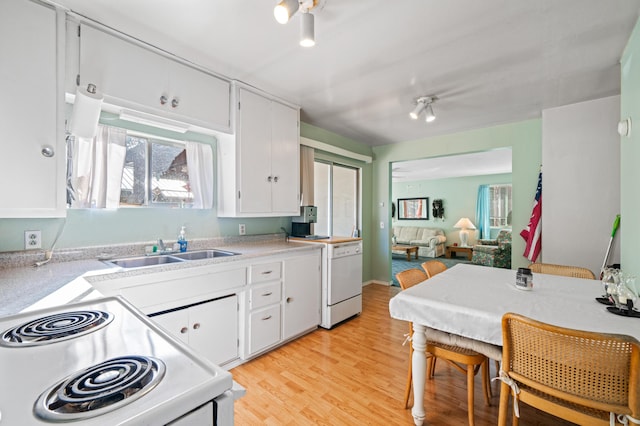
<box><xmin>34</xmin><ymin>355</ymin><xmax>166</xmax><ymax>422</ymax></box>
<box><xmin>0</xmin><ymin>310</ymin><xmax>113</xmax><ymax>347</ymax></box>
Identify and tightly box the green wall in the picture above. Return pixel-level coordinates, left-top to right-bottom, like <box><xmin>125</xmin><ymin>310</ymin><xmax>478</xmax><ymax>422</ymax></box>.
<box><xmin>392</xmin><ymin>173</ymin><xmax>512</xmax><ymax>244</ymax></box>
<box><xmin>372</xmin><ymin>120</ymin><xmax>541</xmax><ymax>283</ymax></box>
<box><xmin>621</xmin><ymin>16</ymin><xmax>640</xmax><ymax>276</ymax></box>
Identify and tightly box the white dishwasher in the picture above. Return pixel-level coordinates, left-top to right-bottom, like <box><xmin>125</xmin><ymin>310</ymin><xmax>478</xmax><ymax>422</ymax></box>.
<box><xmin>323</xmin><ymin>241</ymin><xmax>363</xmax><ymax>328</ymax></box>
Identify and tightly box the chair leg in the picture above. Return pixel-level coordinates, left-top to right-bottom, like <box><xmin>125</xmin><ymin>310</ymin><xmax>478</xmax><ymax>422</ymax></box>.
<box><xmin>403</xmin><ymin>346</ymin><xmax>413</xmax><ymax>408</ymax></box>
<box><xmin>481</xmin><ymin>360</ymin><xmax>491</xmax><ymax>406</ymax></box>
<box><xmin>497</xmin><ymin>382</ymin><xmax>510</xmax><ymax>426</ymax></box>
<box><xmin>467</xmin><ymin>364</ymin><xmax>475</xmax><ymax>426</ymax></box>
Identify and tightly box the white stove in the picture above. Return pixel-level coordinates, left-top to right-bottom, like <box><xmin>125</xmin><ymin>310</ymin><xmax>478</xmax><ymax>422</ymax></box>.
<box><xmin>0</xmin><ymin>297</ymin><xmax>234</xmax><ymax>425</ymax></box>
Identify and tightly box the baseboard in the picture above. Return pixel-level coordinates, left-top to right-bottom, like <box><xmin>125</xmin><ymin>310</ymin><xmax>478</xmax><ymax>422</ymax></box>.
<box><xmin>363</xmin><ymin>280</ymin><xmax>392</xmax><ymax>287</ymax></box>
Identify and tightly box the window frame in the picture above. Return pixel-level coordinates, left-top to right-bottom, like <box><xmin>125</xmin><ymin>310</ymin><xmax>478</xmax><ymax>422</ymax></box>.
<box><xmin>488</xmin><ymin>183</ymin><xmax>512</xmax><ymax>228</ymax></box>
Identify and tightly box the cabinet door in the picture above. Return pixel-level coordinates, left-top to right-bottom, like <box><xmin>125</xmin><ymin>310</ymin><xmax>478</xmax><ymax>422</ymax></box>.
<box><xmin>189</xmin><ymin>296</ymin><xmax>238</xmax><ymax>365</ymax></box>
<box><xmin>152</xmin><ymin>309</ymin><xmax>190</xmax><ymax>345</ymax></box>
<box><xmin>168</xmin><ymin>60</ymin><xmax>230</xmax><ymax>132</ymax></box>
<box><xmin>270</xmin><ymin>101</ymin><xmax>300</xmax><ymax>214</ymax></box>
<box><xmin>0</xmin><ymin>0</ymin><xmax>64</xmax><ymax>217</ymax></box>
<box><xmin>80</xmin><ymin>24</ymin><xmax>169</xmax><ymax>112</ymax></box>
<box><xmin>282</xmin><ymin>253</ymin><xmax>321</xmax><ymax>340</ymax></box>
<box><xmin>237</xmin><ymin>88</ymin><xmax>273</xmax><ymax>213</ymax></box>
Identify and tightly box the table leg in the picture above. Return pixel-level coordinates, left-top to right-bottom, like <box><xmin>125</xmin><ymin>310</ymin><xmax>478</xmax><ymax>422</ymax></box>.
<box><xmin>406</xmin><ymin>250</ymin><xmax>411</xmax><ymax>262</ymax></box>
<box><xmin>411</xmin><ymin>323</ymin><xmax>427</xmax><ymax>425</ymax></box>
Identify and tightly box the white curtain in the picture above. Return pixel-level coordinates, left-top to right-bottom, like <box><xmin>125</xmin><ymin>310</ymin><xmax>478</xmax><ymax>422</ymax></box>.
<box><xmin>72</xmin><ymin>125</ymin><xmax>126</xmax><ymax>209</ymax></box>
<box><xmin>186</xmin><ymin>141</ymin><xmax>214</xmax><ymax>209</ymax></box>
<box><xmin>300</xmin><ymin>145</ymin><xmax>314</xmax><ymax>206</ymax></box>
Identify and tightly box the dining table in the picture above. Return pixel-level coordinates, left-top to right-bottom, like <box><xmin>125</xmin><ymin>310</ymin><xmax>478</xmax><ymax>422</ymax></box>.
<box><xmin>388</xmin><ymin>263</ymin><xmax>640</xmax><ymax>426</ymax></box>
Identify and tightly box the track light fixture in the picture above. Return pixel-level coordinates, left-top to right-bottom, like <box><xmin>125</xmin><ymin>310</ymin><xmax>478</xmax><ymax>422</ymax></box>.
<box><xmin>409</xmin><ymin>96</ymin><xmax>438</xmax><ymax>123</ymax></box>
<box><xmin>274</xmin><ymin>0</ymin><xmax>322</xmax><ymax>47</ymax></box>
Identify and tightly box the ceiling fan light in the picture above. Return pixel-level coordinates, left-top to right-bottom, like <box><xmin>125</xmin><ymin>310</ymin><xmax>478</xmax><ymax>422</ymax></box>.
<box><xmin>300</xmin><ymin>12</ymin><xmax>315</xmax><ymax>47</ymax></box>
<box><xmin>274</xmin><ymin>0</ymin><xmax>299</xmax><ymax>24</ymax></box>
<box><xmin>425</xmin><ymin>103</ymin><xmax>436</xmax><ymax>122</ymax></box>
<box><xmin>409</xmin><ymin>102</ymin><xmax>425</xmax><ymax>120</ymax></box>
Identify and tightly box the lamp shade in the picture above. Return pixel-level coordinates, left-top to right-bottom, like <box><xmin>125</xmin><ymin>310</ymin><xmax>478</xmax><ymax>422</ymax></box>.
<box><xmin>425</xmin><ymin>103</ymin><xmax>436</xmax><ymax>122</ymax></box>
<box><xmin>454</xmin><ymin>217</ymin><xmax>476</xmax><ymax>247</ymax></box>
<box><xmin>454</xmin><ymin>218</ymin><xmax>476</xmax><ymax>230</ymax></box>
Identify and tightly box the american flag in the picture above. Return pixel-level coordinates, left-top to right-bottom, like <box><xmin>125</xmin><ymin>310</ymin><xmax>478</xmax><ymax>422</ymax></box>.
<box><xmin>520</xmin><ymin>170</ymin><xmax>542</xmax><ymax>262</ymax></box>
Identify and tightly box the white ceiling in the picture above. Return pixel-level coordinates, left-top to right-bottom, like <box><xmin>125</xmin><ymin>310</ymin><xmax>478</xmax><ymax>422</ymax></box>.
<box><xmin>51</xmin><ymin>0</ymin><xmax>640</xmax><ymax>146</ymax></box>
<box><xmin>392</xmin><ymin>148</ymin><xmax>512</xmax><ymax>182</ymax></box>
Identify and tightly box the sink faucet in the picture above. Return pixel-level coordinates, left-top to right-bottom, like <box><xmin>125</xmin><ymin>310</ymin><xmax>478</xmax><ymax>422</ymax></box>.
<box><xmin>157</xmin><ymin>239</ymin><xmax>167</xmax><ymax>253</ymax></box>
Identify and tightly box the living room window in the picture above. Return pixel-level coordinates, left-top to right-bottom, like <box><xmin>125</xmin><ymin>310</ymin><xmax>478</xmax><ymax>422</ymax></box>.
<box><xmin>489</xmin><ymin>184</ymin><xmax>512</xmax><ymax>227</ymax></box>
<box><xmin>314</xmin><ymin>161</ymin><xmax>361</xmax><ymax>237</ymax></box>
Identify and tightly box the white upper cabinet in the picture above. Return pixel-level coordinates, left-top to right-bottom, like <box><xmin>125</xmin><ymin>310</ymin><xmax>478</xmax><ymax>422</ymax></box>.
<box><xmin>217</xmin><ymin>86</ymin><xmax>300</xmax><ymax>217</ymax></box>
<box><xmin>0</xmin><ymin>0</ymin><xmax>65</xmax><ymax>218</ymax></box>
<box><xmin>77</xmin><ymin>24</ymin><xmax>231</xmax><ymax>133</ymax></box>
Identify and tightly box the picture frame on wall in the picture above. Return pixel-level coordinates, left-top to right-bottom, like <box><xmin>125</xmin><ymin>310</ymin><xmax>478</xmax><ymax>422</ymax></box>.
<box><xmin>397</xmin><ymin>197</ymin><xmax>429</xmax><ymax>220</ymax></box>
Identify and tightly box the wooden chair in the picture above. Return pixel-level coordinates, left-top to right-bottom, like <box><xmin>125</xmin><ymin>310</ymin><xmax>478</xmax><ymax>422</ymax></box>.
<box><xmin>396</xmin><ymin>268</ymin><xmax>491</xmax><ymax>425</ymax></box>
<box><xmin>527</xmin><ymin>262</ymin><xmax>596</xmax><ymax>280</ymax></box>
<box><xmin>498</xmin><ymin>313</ymin><xmax>640</xmax><ymax>426</ymax></box>
<box><xmin>421</xmin><ymin>259</ymin><xmax>447</xmax><ymax>278</ymax></box>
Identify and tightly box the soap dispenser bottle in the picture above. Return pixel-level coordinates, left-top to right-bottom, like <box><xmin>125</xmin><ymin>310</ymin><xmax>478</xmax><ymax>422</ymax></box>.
<box><xmin>178</xmin><ymin>226</ymin><xmax>188</xmax><ymax>252</ymax></box>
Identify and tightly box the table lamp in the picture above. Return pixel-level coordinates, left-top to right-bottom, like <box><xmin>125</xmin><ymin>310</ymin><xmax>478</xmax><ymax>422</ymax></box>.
<box><xmin>454</xmin><ymin>217</ymin><xmax>476</xmax><ymax>247</ymax></box>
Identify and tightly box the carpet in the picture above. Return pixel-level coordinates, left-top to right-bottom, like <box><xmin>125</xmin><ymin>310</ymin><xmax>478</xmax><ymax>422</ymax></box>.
<box><xmin>390</xmin><ymin>254</ymin><xmax>471</xmax><ymax>286</ymax></box>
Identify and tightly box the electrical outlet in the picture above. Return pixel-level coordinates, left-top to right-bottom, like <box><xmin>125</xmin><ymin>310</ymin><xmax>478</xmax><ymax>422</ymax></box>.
<box><xmin>239</xmin><ymin>224</ymin><xmax>246</xmax><ymax>235</ymax></box>
<box><xmin>25</xmin><ymin>230</ymin><xmax>42</xmax><ymax>250</ymax></box>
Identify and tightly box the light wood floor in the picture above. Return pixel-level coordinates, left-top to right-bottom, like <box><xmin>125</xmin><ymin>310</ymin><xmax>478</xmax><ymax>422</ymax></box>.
<box><xmin>231</xmin><ymin>284</ymin><xmax>575</xmax><ymax>425</ymax></box>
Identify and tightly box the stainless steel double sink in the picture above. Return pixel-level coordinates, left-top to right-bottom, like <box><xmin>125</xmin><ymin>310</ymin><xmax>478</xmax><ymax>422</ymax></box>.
<box><xmin>104</xmin><ymin>249</ymin><xmax>240</xmax><ymax>269</ymax></box>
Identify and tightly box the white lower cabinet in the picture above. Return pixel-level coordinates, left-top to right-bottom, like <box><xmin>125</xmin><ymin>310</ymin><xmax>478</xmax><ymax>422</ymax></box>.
<box><xmin>243</xmin><ymin>249</ymin><xmax>321</xmax><ymax>359</ymax></box>
<box><xmin>283</xmin><ymin>253</ymin><xmax>321</xmax><ymax>340</ymax></box>
<box><xmin>152</xmin><ymin>295</ymin><xmax>238</xmax><ymax>366</ymax></box>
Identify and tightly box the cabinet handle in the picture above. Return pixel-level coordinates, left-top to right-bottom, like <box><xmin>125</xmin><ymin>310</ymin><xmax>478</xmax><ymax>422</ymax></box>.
<box><xmin>160</xmin><ymin>95</ymin><xmax>168</xmax><ymax>105</ymax></box>
<box><xmin>180</xmin><ymin>327</ymin><xmax>188</xmax><ymax>334</ymax></box>
<box><xmin>193</xmin><ymin>323</ymin><xmax>201</xmax><ymax>330</ymax></box>
<box><xmin>261</xmin><ymin>315</ymin><xmax>272</xmax><ymax>321</ymax></box>
<box><xmin>261</xmin><ymin>270</ymin><xmax>273</xmax><ymax>275</ymax></box>
<box><xmin>171</xmin><ymin>97</ymin><xmax>179</xmax><ymax>108</ymax></box>
<box><xmin>262</xmin><ymin>292</ymin><xmax>273</xmax><ymax>297</ymax></box>
<box><xmin>267</xmin><ymin>176</ymin><xmax>272</xmax><ymax>182</ymax></box>
<box><xmin>273</xmin><ymin>176</ymin><xmax>279</xmax><ymax>183</ymax></box>
<box><xmin>286</xmin><ymin>297</ymin><xmax>292</xmax><ymax>303</ymax></box>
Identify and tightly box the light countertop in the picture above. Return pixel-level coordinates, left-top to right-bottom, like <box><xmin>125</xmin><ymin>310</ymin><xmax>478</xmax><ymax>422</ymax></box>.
<box><xmin>0</xmin><ymin>236</ymin><xmax>319</xmax><ymax>318</ymax></box>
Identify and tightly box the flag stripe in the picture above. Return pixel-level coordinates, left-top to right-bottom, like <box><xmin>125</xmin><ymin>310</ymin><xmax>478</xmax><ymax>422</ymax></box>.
<box><xmin>520</xmin><ymin>171</ymin><xmax>542</xmax><ymax>262</ymax></box>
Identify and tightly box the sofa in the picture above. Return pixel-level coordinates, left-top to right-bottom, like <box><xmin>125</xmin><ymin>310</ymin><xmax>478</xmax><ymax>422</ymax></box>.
<box><xmin>392</xmin><ymin>226</ymin><xmax>447</xmax><ymax>258</ymax></box>
<box><xmin>471</xmin><ymin>229</ymin><xmax>512</xmax><ymax>269</ymax></box>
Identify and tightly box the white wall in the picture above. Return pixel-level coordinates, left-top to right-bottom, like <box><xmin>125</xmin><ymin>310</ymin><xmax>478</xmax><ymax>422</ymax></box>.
<box><xmin>541</xmin><ymin>96</ymin><xmax>620</xmax><ymax>276</ymax></box>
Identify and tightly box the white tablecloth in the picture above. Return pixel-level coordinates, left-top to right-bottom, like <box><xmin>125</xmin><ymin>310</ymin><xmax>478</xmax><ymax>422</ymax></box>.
<box><xmin>389</xmin><ymin>263</ymin><xmax>640</xmax><ymax>347</ymax></box>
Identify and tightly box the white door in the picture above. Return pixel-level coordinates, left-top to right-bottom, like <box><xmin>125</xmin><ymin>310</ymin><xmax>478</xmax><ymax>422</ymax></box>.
<box><xmin>283</xmin><ymin>253</ymin><xmax>321</xmax><ymax>340</ymax></box>
<box><xmin>270</xmin><ymin>101</ymin><xmax>299</xmax><ymax>214</ymax></box>
<box><xmin>190</xmin><ymin>296</ymin><xmax>238</xmax><ymax>365</ymax></box>
<box><xmin>238</xmin><ymin>88</ymin><xmax>272</xmax><ymax>213</ymax></box>
<box><xmin>328</xmin><ymin>254</ymin><xmax>363</xmax><ymax>305</ymax></box>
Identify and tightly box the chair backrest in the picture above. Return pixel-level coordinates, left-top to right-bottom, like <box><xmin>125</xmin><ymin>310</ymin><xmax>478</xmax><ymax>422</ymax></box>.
<box><xmin>421</xmin><ymin>260</ymin><xmax>447</xmax><ymax>279</ymax></box>
<box><xmin>528</xmin><ymin>262</ymin><xmax>596</xmax><ymax>280</ymax></box>
<box><xmin>502</xmin><ymin>313</ymin><xmax>640</xmax><ymax>420</ymax></box>
<box><xmin>395</xmin><ymin>268</ymin><xmax>428</xmax><ymax>290</ymax></box>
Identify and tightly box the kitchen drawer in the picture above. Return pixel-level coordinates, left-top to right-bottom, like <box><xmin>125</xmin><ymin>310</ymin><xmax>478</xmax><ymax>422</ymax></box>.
<box><xmin>248</xmin><ymin>304</ymin><xmax>281</xmax><ymax>355</ymax></box>
<box><xmin>249</xmin><ymin>261</ymin><xmax>281</xmax><ymax>284</ymax></box>
<box><xmin>249</xmin><ymin>281</ymin><xmax>281</xmax><ymax>310</ymax></box>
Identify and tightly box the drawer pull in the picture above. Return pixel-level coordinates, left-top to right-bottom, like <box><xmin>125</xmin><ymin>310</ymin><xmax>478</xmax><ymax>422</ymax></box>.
<box><xmin>180</xmin><ymin>327</ymin><xmax>188</xmax><ymax>334</ymax></box>
<box><xmin>193</xmin><ymin>323</ymin><xmax>201</xmax><ymax>330</ymax></box>
<box><xmin>261</xmin><ymin>315</ymin><xmax>272</xmax><ymax>321</ymax></box>
<box><xmin>261</xmin><ymin>270</ymin><xmax>273</xmax><ymax>275</ymax></box>
<box><xmin>262</xmin><ymin>292</ymin><xmax>273</xmax><ymax>297</ymax></box>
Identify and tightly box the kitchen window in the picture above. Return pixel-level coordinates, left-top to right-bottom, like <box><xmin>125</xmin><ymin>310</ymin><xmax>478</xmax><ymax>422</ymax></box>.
<box><xmin>120</xmin><ymin>135</ymin><xmax>192</xmax><ymax>207</ymax></box>
<box><xmin>68</xmin><ymin>124</ymin><xmax>213</xmax><ymax>209</ymax></box>
<box><xmin>314</xmin><ymin>161</ymin><xmax>361</xmax><ymax>237</ymax></box>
